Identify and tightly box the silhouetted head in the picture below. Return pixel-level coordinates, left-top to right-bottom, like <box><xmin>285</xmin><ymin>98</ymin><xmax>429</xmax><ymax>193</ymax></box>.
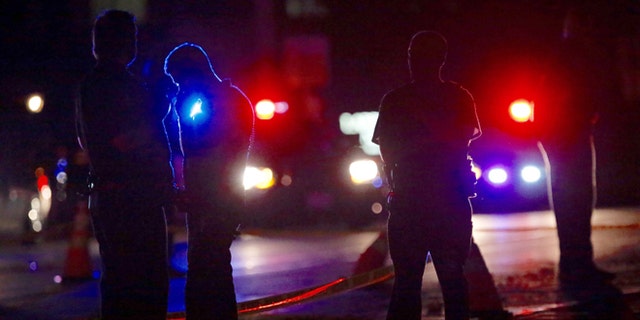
<box><xmin>164</xmin><ymin>42</ymin><xmax>220</xmax><ymax>89</ymax></box>
<box><xmin>408</xmin><ymin>31</ymin><xmax>448</xmax><ymax>82</ymax></box>
<box><xmin>92</xmin><ymin>10</ymin><xmax>137</xmax><ymax>66</ymax></box>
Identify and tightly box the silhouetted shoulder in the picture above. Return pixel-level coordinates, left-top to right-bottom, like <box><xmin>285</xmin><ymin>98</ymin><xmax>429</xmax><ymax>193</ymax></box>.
<box><xmin>442</xmin><ymin>80</ymin><xmax>473</xmax><ymax>98</ymax></box>
<box><xmin>379</xmin><ymin>84</ymin><xmax>414</xmax><ymax>110</ymax></box>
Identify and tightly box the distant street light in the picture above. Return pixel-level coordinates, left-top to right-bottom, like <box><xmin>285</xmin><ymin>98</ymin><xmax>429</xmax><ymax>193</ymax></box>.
<box><xmin>26</xmin><ymin>93</ymin><xmax>44</xmax><ymax>113</ymax></box>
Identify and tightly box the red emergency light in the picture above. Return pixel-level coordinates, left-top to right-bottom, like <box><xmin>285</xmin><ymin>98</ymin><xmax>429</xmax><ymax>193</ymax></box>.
<box><xmin>509</xmin><ymin>99</ymin><xmax>534</xmax><ymax>123</ymax></box>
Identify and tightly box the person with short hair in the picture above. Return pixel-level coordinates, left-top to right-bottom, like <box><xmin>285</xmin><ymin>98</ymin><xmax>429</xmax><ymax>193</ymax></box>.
<box><xmin>163</xmin><ymin>42</ymin><xmax>254</xmax><ymax>319</ymax></box>
<box><xmin>373</xmin><ymin>30</ymin><xmax>481</xmax><ymax>320</ymax></box>
<box><xmin>77</xmin><ymin>9</ymin><xmax>170</xmax><ymax>319</ymax></box>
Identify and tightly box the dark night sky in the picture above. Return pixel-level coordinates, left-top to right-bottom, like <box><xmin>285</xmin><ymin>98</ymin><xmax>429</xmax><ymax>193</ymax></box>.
<box><xmin>1</xmin><ymin>0</ymin><xmax>639</xmax><ymax>203</ymax></box>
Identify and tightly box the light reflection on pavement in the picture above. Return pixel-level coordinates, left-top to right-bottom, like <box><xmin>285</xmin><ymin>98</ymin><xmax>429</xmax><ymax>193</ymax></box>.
<box><xmin>0</xmin><ymin>208</ymin><xmax>638</xmax><ymax>319</ymax></box>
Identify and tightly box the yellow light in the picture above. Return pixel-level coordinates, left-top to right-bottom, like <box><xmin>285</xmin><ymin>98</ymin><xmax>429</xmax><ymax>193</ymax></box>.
<box><xmin>255</xmin><ymin>99</ymin><xmax>276</xmax><ymax>120</ymax></box>
<box><xmin>244</xmin><ymin>166</ymin><xmax>275</xmax><ymax>190</ymax></box>
<box><xmin>26</xmin><ymin>93</ymin><xmax>44</xmax><ymax>113</ymax></box>
<box><xmin>349</xmin><ymin>159</ymin><xmax>379</xmax><ymax>184</ymax></box>
<box><xmin>471</xmin><ymin>161</ymin><xmax>482</xmax><ymax>180</ymax></box>
<box><xmin>509</xmin><ymin>99</ymin><xmax>534</xmax><ymax>122</ymax></box>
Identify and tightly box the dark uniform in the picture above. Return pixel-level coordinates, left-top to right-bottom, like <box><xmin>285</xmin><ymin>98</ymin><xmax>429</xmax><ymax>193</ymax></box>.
<box><xmin>78</xmin><ymin>61</ymin><xmax>170</xmax><ymax>318</ymax></box>
<box><xmin>535</xmin><ymin>18</ymin><xmax>610</xmax><ymax>283</ymax></box>
<box><xmin>373</xmin><ymin>79</ymin><xmax>480</xmax><ymax>319</ymax></box>
<box><xmin>164</xmin><ymin>43</ymin><xmax>254</xmax><ymax>319</ymax></box>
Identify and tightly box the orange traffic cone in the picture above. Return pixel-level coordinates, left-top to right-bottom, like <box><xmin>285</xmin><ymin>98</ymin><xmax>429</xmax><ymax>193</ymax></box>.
<box><xmin>353</xmin><ymin>230</ymin><xmax>389</xmax><ymax>275</ymax></box>
<box><xmin>63</xmin><ymin>199</ymin><xmax>93</xmax><ymax>281</ymax></box>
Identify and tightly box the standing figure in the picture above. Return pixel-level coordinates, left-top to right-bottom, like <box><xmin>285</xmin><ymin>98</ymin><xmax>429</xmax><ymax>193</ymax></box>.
<box><xmin>163</xmin><ymin>42</ymin><xmax>254</xmax><ymax>319</ymax></box>
<box><xmin>76</xmin><ymin>9</ymin><xmax>170</xmax><ymax>319</ymax></box>
<box><xmin>536</xmin><ymin>6</ymin><xmax>614</xmax><ymax>286</ymax></box>
<box><xmin>372</xmin><ymin>31</ymin><xmax>481</xmax><ymax>320</ymax></box>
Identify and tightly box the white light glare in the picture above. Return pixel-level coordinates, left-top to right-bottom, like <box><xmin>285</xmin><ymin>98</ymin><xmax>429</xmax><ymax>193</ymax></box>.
<box><xmin>255</xmin><ymin>99</ymin><xmax>276</xmax><ymax>120</ymax></box>
<box><xmin>521</xmin><ymin>165</ymin><xmax>542</xmax><ymax>183</ymax></box>
<box><xmin>26</xmin><ymin>94</ymin><xmax>44</xmax><ymax>113</ymax></box>
<box><xmin>339</xmin><ymin>112</ymin><xmax>380</xmax><ymax>156</ymax></box>
<box><xmin>190</xmin><ymin>99</ymin><xmax>203</xmax><ymax>119</ymax></box>
<box><xmin>349</xmin><ymin>159</ymin><xmax>379</xmax><ymax>184</ymax></box>
<box><xmin>243</xmin><ymin>166</ymin><xmax>275</xmax><ymax>190</ymax></box>
<box><xmin>487</xmin><ymin>167</ymin><xmax>508</xmax><ymax>185</ymax></box>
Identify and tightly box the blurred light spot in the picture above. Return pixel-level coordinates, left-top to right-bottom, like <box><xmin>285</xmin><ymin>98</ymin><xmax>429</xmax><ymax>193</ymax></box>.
<box><xmin>189</xmin><ymin>98</ymin><xmax>203</xmax><ymax>119</ymax></box>
<box><xmin>372</xmin><ymin>176</ymin><xmax>383</xmax><ymax>188</ymax></box>
<box><xmin>9</xmin><ymin>189</ymin><xmax>18</xmax><ymax>201</ymax></box>
<box><xmin>281</xmin><ymin>174</ymin><xmax>293</xmax><ymax>186</ymax></box>
<box><xmin>36</xmin><ymin>167</ymin><xmax>48</xmax><ymax>191</ymax></box>
<box><xmin>26</xmin><ymin>93</ymin><xmax>44</xmax><ymax>113</ymax></box>
<box><xmin>92</xmin><ymin>270</ymin><xmax>101</xmax><ymax>279</ymax></box>
<box><xmin>349</xmin><ymin>159</ymin><xmax>379</xmax><ymax>184</ymax></box>
<box><xmin>31</xmin><ymin>197</ymin><xmax>41</xmax><ymax>210</ymax></box>
<box><xmin>180</xmin><ymin>94</ymin><xmax>208</xmax><ymax>125</ymax></box>
<box><xmin>509</xmin><ymin>99</ymin><xmax>534</xmax><ymax>123</ymax></box>
<box><xmin>339</xmin><ymin>112</ymin><xmax>380</xmax><ymax>156</ymax></box>
<box><xmin>39</xmin><ymin>185</ymin><xmax>52</xmax><ymax>218</ymax></box>
<box><xmin>521</xmin><ymin>165</ymin><xmax>542</xmax><ymax>183</ymax></box>
<box><xmin>487</xmin><ymin>167</ymin><xmax>508</xmax><ymax>185</ymax></box>
<box><xmin>28</xmin><ymin>209</ymin><xmax>38</xmax><ymax>221</ymax></box>
<box><xmin>56</xmin><ymin>172</ymin><xmax>68</xmax><ymax>184</ymax></box>
<box><xmin>29</xmin><ymin>261</ymin><xmax>38</xmax><ymax>271</ymax></box>
<box><xmin>40</xmin><ymin>185</ymin><xmax>52</xmax><ymax>199</ymax></box>
<box><xmin>56</xmin><ymin>190</ymin><xmax>67</xmax><ymax>202</ymax></box>
<box><xmin>371</xmin><ymin>202</ymin><xmax>383</xmax><ymax>214</ymax></box>
<box><xmin>255</xmin><ymin>99</ymin><xmax>276</xmax><ymax>120</ymax></box>
<box><xmin>244</xmin><ymin>166</ymin><xmax>275</xmax><ymax>190</ymax></box>
<box><xmin>32</xmin><ymin>221</ymin><xmax>42</xmax><ymax>232</ymax></box>
<box><xmin>54</xmin><ymin>275</ymin><xmax>63</xmax><ymax>283</ymax></box>
<box><xmin>274</xmin><ymin>101</ymin><xmax>289</xmax><ymax>114</ymax></box>
<box><xmin>57</xmin><ymin>158</ymin><xmax>68</xmax><ymax>169</ymax></box>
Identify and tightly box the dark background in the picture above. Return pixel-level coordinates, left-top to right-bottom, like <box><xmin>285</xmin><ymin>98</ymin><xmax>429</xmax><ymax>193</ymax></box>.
<box><xmin>1</xmin><ymin>1</ymin><xmax>639</xmax><ymax>222</ymax></box>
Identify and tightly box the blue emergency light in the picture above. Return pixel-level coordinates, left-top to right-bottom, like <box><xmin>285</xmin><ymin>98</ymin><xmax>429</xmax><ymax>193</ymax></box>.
<box><xmin>179</xmin><ymin>93</ymin><xmax>211</xmax><ymax>126</ymax></box>
<box><xmin>190</xmin><ymin>98</ymin><xmax>203</xmax><ymax>120</ymax></box>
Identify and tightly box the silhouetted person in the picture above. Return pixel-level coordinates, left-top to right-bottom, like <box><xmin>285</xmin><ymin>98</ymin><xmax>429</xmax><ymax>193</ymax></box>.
<box><xmin>536</xmin><ymin>5</ymin><xmax>614</xmax><ymax>286</ymax></box>
<box><xmin>76</xmin><ymin>9</ymin><xmax>170</xmax><ymax>319</ymax></box>
<box><xmin>465</xmin><ymin>241</ymin><xmax>512</xmax><ymax>319</ymax></box>
<box><xmin>372</xmin><ymin>31</ymin><xmax>481</xmax><ymax>320</ymax></box>
<box><xmin>163</xmin><ymin>42</ymin><xmax>254</xmax><ymax>319</ymax></box>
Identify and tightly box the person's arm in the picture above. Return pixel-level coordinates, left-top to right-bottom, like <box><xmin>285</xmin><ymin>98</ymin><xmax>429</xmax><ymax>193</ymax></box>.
<box><xmin>229</xmin><ymin>81</ymin><xmax>255</xmax><ymax>154</ymax></box>
<box><xmin>372</xmin><ymin>94</ymin><xmax>398</xmax><ymax>188</ymax></box>
<box><xmin>459</xmin><ymin>84</ymin><xmax>482</xmax><ymax>144</ymax></box>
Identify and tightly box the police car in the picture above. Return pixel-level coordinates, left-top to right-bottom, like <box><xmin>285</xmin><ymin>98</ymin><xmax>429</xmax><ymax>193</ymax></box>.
<box><xmin>337</xmin><ymin>110</ymin><xmax>549</xmax><ymax>215</ymax></box>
